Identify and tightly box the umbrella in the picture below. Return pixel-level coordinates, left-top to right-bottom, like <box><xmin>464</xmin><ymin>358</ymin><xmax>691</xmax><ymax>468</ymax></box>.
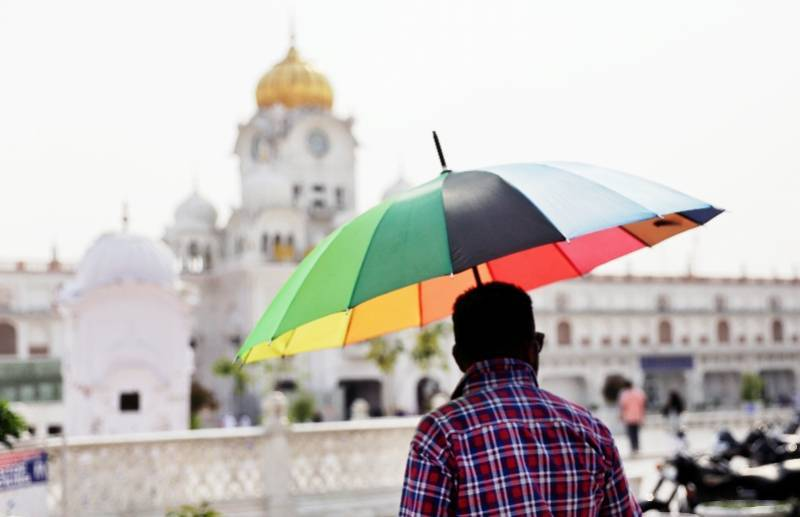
<box><xmin>237</xmin><ymin>135</ymin><xmax>721</xmax><ymax>364</ymax></box>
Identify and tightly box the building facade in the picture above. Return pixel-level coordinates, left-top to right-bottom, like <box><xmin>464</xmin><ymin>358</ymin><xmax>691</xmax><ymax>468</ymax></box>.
<box><xmin>2</xmin><ymin>42</ymin><xmax>799</xmax><ymax>435</ymax></box>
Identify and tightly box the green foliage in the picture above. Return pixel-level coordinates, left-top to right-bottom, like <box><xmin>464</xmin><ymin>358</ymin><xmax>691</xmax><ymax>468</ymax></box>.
<box><xmin>0</xmin><ymin>399</ymin><xmax>27</xmax><ymax>449</ymax></box>
<box><xmin>741</xmin><ymin>373</ymin><xmax>764</xmax><ymax>402</ymax></box>
<box><xmin>366</xmin><ymin>337</ymin><xmax>404</xmax><ymax>374</ymax></box>
<box><xmin>288</xmin><ymin>391</ymin><xmax>316</xmax><ymax>423</ymax></box>
<box><xmin>212</xmin><ymin>358</ymin><xmax>251</xmax><ymax>396</ymax></box>
<box><xmin>411</xmin><ymin>323</ymin><xmax>449</xmax><ymax>372</ymax></box>
<box><xmin>165</xmin><ymin>502</ymin><xmax>220</xmax><ymax>517</ymax></box>
<box><xmin>601</xmin><ymin>375</ymin><xmax>628</xmax><ymax>404</ymax></box>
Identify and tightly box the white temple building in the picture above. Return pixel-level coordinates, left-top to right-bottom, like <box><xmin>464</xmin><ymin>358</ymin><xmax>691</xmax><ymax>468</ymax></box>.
<box><xmin>1</xmin><ymin>41</ymin><xmax>799</xmax><ymax>436</ymax></box>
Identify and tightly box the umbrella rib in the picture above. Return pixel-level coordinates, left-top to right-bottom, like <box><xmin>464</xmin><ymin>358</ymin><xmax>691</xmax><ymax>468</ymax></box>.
<box><xmin>551</xmin><ymin>243</ymin><xmax>583</xmax><ymax>278</ymax></box>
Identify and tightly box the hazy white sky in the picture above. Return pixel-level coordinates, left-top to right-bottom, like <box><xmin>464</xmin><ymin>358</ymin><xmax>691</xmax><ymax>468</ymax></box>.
<box><xmin>1</xmin><ymin>0</ymin><xmax>798</xmax><ymax>277</ymax></box>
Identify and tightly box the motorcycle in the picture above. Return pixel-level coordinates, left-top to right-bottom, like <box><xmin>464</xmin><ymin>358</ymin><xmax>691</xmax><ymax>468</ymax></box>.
<box><xmin>639</xmin><ymin>453</ymin><xmax>800</xmax><ymax>513</ymax></box>
<box><xmin>714</xmin><ymin>426</ymin><xmax>800</xmax><ymax>466</ymax></box>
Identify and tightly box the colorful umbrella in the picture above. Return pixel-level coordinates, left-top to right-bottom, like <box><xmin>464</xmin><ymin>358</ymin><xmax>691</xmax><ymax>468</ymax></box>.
<box><xmin>237</xmin><ymin>140</ymin><xmax>721</xmax><ymax>364</ymax></box>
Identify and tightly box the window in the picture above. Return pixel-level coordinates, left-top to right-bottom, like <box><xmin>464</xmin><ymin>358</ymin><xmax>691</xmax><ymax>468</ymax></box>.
<box><xmin>601</xmin><ymin>336</ymin><xmax>612</xmax><ymax>346</ymax></box>
<box><xmin>335</xmin><ymin>187</ymin><xmax>345</xmax><ymax>208</ymax></box>
<box><xmin>715</xmin><ymin>295</ymin><xmax>727</xmax><ymax>312</ymax></box>
<box><xmin>772</xmin><ymin>319</ymin><xmax>784</xmax><ymax>343</ymax></box>
<box><xmin>717</xmin><ymin>320</ymin><xmax>730</xmax><ymax>344</ymax></box>
<box><xmin>0</xmin><ymin>323</ymin><xmax>16</xmax><ymax>355</ymax></box>
<box><xmin>119</xmin><ymin>392</ymin><xmax>140</xmax><ymax>412</ymax></box>
<box><xmin>261</xmin><ymin>233</ymin><xmax>270</xmax><ymax>253</ymax></box>
<box><xmin>658</xmin><ymin>320</ymin><xmax>672</xmax><ymax>345</ymax></box>
<box><xmin>312</xmin><ymin>184</ymin><xmax>325</xmax><ymax>193</ymax></box>
<box><xmin>769</xmin><ymin>296</ymin><xmax>781</xmax><ymax>312</ymax></box>
<box><xmin>229</xmin><ymin>335</ymin><xmax>241</xmax><ymax>347</ymax></box>
<box><xmin>640</xmin><ymin>336</ymin><xmax>650</xmax><ymax>345</ymax></box>
<box><xmin>557</xmin><ymin>321</ymin><xmax>571</xmax><ymax>345</ymax></box>
<box><xmin>188</xmin><ymin>241</ymin><xmax>199</xmax><ymax>257</ymax></box>
<box><xmin>189</xmin><ymin>338</ymin><xmax>197</xmax><ymax>349</ymax></box>
<box><xmin>555</xmin><ymin>293</ymin><xmax>568</xmax><ymax>311</ymax></box>
<box><xmin>292</xmin><ymin>185</ymin><xmax>302</xmax><ymax>204</ymax></box>
<box><xmin>47</xmin><ymin>425</ymin><xmax>62</xmax><ymax>436</ymax></box>
<box><xmin>657</xmin><ymin>295</ymin><xmax>670</xmax><ymax>312</ymax></box>
<box><xmin>29</xmin><ymin>344</ymin><xmax>49</xmax><ymax>357</ymax></box>
<box><xmin>755</xmin><ymin>334</ymin><xmax>764</xmax><ymax>344</ymax></box>
<box><xmin>620</xmin><ymin>336</ymin><xmax>630</xmax><ymax>346</ymax></box>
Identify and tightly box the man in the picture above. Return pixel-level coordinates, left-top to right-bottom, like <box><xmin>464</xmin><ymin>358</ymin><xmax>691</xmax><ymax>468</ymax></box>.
<box><xmin>618</xmin><ymin>380</ymin><xmax>647</xmax><ymax>455</ymax></box>
<box><xmin>400</xmin><ymin>282</ymin><xmax>640</xmax><ymax>516</ymax></box>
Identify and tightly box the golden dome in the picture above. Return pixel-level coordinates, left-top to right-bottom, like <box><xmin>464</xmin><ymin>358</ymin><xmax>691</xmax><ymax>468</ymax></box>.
<box><xmin>255</xmin><ymin>46</ymin><xmax>333</xmax><ymax>110</ymax></box>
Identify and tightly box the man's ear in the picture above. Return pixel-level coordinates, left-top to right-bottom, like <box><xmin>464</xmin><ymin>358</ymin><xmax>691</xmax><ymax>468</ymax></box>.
<box><xmin>452</xmin><ymin>344</ymin><xmax>468</xmax><ymax>373</ymax></box>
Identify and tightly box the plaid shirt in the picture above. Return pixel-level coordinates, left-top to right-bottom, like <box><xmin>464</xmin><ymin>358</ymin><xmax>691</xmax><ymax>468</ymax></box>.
<box><xmin>399</xmin><ymin>358</ymin><xmax>641</xmax><ymax>516</ymax></box>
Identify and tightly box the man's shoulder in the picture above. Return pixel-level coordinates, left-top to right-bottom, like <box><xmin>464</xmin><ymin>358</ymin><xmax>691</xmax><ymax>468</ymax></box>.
<box><xmin>537</xmin><ymin>388</ymin><xmax>610</xmax><ymax>433</ymax></box>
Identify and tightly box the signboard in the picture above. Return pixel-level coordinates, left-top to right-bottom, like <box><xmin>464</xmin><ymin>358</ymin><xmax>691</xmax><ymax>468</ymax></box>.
<box><xmin>640</xmin><ymin>355</ymin><xmax>694</xmax><ymax>371</ymax></box>
<box><xmin>0</xmin><ymin>450</ymin><xmax>48</xmax><ymax>517</ymax></box>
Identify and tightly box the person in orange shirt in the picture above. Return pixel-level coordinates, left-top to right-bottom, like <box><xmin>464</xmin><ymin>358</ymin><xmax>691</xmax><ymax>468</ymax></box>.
<box><xmin>618</xmin><ymin>380</ymin><xmax>647</xmax><ymax>455</ymax></box>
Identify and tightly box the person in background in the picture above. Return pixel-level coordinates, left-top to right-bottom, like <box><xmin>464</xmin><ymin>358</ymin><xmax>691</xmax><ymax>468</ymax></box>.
<box><xmin>661</xmin><ymin>390</ymin><xmax>685</xmax><ymax>436</ymax></box>
<box><xmin>618</xmin><ymin>380</ymin><xmax>647</xmax><ymax>456</ymax></box>
<box><xmin>399</xmin><ymin>282</ymin><xmax>640</xmax><ymax>516</ymax></box>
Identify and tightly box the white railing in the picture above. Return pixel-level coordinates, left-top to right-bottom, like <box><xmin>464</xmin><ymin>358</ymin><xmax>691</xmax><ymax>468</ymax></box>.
<box><xmin>14</xmin><ymin>398</ymin><xmax>795</xmax><ymax>517</ymax></box>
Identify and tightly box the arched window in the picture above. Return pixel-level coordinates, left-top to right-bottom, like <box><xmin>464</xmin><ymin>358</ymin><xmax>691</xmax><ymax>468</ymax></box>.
<box><xmin>188</xmin><ymin>241</ymin><xmax>199</xmax><ymax>257</ymax></box>
<box><xmin>0</xmin><ymin>323</ymin><xmax>17</xmax><ymax>355</ymax></box>
<box><xmin>658</xmin><ymin>320</ymin><xmax>672</xmax><ymax>345</ymax></box>
<box><xmin>772</xmin><ymin>319</ymin><xmax>784</xmax><ymax>343</ymax></box>
<box><xmin>717</xmin><ymin>320</ymin><xmax>730</xmax><ymax>344</ymax></box>
<box><xmin>557</xmin><ymin>321</ymin><xmax>572</xmax><ymax>345</ymax></box>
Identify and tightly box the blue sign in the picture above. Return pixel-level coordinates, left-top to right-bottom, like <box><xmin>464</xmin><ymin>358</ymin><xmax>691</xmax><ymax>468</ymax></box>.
<box><xmin>640</xmin><ymin>355</ymin><xmax>693</xmax><ymax>371</ymax></box>
<box><xmin>0</xmin><ymin>451</ymin><xmax>48</xmax><ymax>492</ymax></box>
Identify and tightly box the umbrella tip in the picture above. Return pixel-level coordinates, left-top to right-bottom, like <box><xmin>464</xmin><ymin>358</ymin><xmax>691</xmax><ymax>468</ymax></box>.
<box><xmin>432</xmin><ymin>131</ymin><xmax>449</xmax><ymax>172</ymax></box>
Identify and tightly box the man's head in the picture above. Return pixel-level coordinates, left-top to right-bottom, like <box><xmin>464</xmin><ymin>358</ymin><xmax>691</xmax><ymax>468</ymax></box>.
<box><xmin>451</xmin><ymin>281</ymin><xmax>542</xmax><ymax>373</ymax></box>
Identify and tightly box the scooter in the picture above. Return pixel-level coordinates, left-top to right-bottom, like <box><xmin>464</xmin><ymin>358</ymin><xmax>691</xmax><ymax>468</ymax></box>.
<box><xmin>639</xmin><ymin>453</ymin><xmax>800</xmax><ymax>513</ymax></box>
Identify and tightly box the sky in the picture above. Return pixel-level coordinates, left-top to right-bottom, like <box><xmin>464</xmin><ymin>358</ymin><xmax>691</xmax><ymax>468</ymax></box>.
<box><xmin>1</xmin><ymin>0</ymin><xmax>798</xmax><ymax>277</ymax></box>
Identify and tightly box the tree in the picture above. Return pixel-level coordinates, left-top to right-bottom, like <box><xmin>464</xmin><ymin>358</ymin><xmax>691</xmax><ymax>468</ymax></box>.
<box><xmin>366</xmin><ymin>336</ymin><xmax>404</xmax><ymax>374</ymax></box>
<box><xmin>0</xmin><ymin>399</ymin><xmax>27</xmax><ymax>449</ymax></box>
<box><xmin>411</xmin><ymin>323</ymin><xmax>449</xmax><ymax>372</ymax></box>
<box><xmin>190</xmin><ymin>381</ymin><xmax>218</xmax><ymax>429</ymax></box>
<box><xmin>602</xmin><ymin>375</ymin><xmax>629</xmax><ymax>405</ymax></box>
<box><xmin>741</xmin><ymin>373</ymin><xmax>764</xmax><ymax>402</ymax></box>
<box><xmin>288</xmin><ymin>391</ymin><xmax>317</xmax><ymax>423</ymax></box>
<box><xmin>212</xmin><ymin>358</ymin><xmax>251</xmax><ymax>396</ymax></box>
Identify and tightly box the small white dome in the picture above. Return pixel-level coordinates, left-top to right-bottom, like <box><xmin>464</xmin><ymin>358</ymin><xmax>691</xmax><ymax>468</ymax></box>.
<box><xmin>242</xmin><ymin>171</ymin><xmax>292</xmax><ymax>210</ymax></box>
<box><xmin>175</xmin><ymin>192</ymin><xmax>217</xmax><ymax>230</ymax></box>
<box><xmin>68</xmin><ymin>233</ymin><xmax>178</xmax><ymax>295</ymax></box>
<box><xmin>382</xmin><ymin>176</ymin><xmax>413</xmax><ymax>201</ymax></box>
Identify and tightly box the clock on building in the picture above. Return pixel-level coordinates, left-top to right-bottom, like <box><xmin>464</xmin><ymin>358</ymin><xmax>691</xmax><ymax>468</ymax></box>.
<box><xmin>307</xmin><ymin>128</ymin><xmax>329</xmax><ymax>158</ymax></box>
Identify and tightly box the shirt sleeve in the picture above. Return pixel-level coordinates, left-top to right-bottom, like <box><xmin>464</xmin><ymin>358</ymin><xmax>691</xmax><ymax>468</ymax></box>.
<box><xmin>399</xmin><ymin>417</ymin><xmax>454</xmax><ymax>516</ymax></box>
<box><xmin>599</xmin><ymin>435</ymin><xmax>642</xmax><ymax>517</ymax></box>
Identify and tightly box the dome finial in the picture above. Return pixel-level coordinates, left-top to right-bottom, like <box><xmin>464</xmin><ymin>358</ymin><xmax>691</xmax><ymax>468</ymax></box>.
<box><xmin>121</xmin><ymin>201</ymin><xmax>130</xmax><ymax>233</ymax></box>
<box><xmin>289</xmin><ymin>9</ymin><xmax>297</xmax><ymax>48</ymax></box>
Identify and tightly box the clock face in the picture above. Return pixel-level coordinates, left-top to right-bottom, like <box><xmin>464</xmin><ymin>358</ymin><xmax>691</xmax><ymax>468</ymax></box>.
<box><xmin>307</xmin><ymin>129</ymin><xmax>330</xmax><ymax>158</ymax></box>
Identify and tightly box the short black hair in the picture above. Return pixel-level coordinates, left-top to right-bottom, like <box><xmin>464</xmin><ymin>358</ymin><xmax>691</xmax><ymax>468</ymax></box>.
<box><xmin>452</xmin><ymin>282</ymin><xmax>535</xmax><ymax>363</ymax></box>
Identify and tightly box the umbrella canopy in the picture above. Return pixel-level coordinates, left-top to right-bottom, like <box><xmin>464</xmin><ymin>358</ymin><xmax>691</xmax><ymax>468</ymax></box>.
<box><xmin>237</xmin><ymin>162</ymin><xmax>721</xmax><ymax>364</ymax></box>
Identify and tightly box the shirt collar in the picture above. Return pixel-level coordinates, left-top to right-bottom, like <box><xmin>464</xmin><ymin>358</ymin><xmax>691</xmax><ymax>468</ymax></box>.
<box><xmin>458</xmin><ymin>358</ymin><xmax>539</xmax><ymax>397</ymax></box>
